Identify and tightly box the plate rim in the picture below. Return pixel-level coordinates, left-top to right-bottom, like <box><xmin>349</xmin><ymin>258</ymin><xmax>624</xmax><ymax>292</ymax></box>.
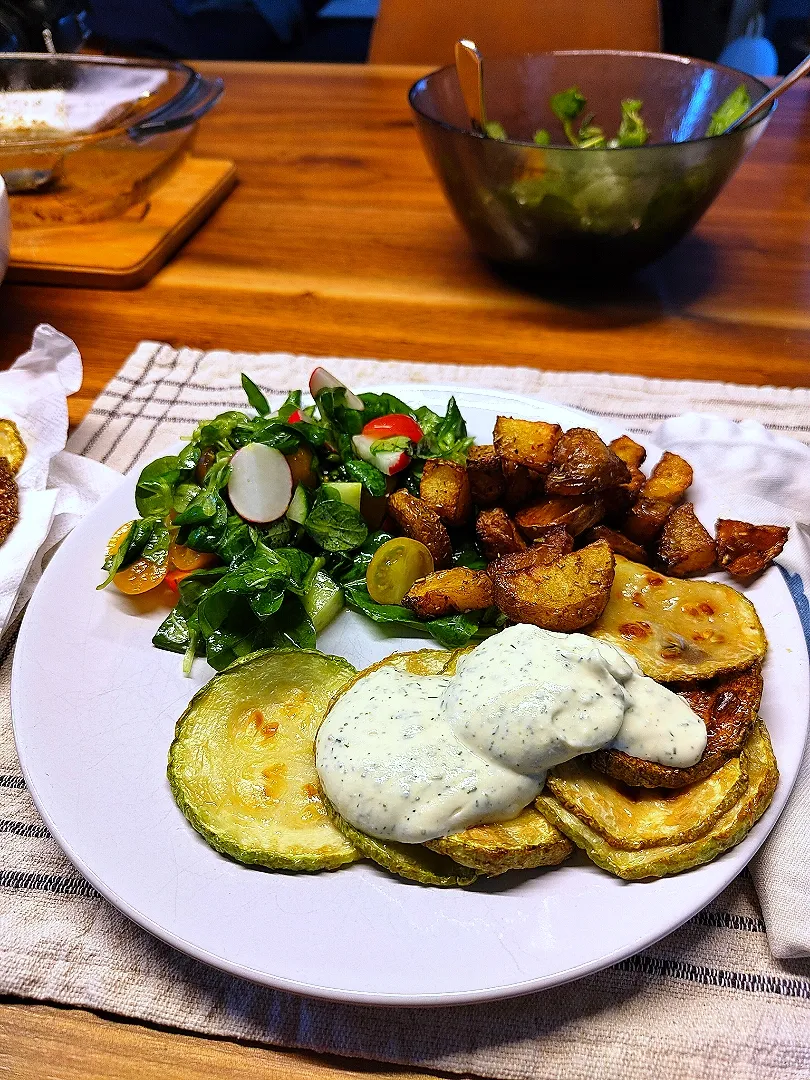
<box><xmin>11</xmin><ymin>385</ymin><xmax>810</xmax><ymax>1007</ymax></box>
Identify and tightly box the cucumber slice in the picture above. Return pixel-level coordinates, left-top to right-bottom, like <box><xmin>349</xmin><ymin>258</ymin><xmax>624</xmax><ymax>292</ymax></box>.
<box><xmin>323</xmin><ymin>795</ymin><xmax>477</xmax><ymax>887</ymax></box>
<box><xmin>168</xmin><ymin>649</ymin><xmax>360</xmax><ymax>871</ymax></box>
<box><xmin>303</xmin><ymin>569</ymin><xmax>344</xmax><ymax>633</ymax></box>
<box><xmin>286</xmin><ymin>483</ymin><xmax>310</xmax><ymax>525</ymax></box>
<box><xmin>322</xmin><ymin>481</ymin><xmax>362</xmax><ymax>512</ymax></box>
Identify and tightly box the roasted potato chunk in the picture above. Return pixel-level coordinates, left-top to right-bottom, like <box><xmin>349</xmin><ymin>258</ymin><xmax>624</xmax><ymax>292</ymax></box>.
<box><xmin>640</xmin><ymin>451</ymin><xmax>693</xmax><ymax>504</ymax></box>
<box><xmin>593</xmin><ymin>665</ymin><xmax>762</xmax><ymax>789</ymax></box>
<box><xmin>536</xmin><ymin>722</ymin><xmax>778</xmax><ymax>880</ymax></box>
<box><xmin>501</xmin><ymin>460</ymin><xmax>543</xmax><ymax>510</ymax></box>
<box><xmin>715</xmin><ymin>519</ymin><xmax>789</xmax><ymax>579</ymax></box>
<box><xmin>419</xmin><ymin>458</ymin><xmax>472</xmax><ymax>527</ymax></box>
<box><xmin>609</xmin><ymin>435</ymin><xmax>646</xmax><ymax>471</ymax></box>
<box><xmin>581</xmin><ymin>525</ymin><xmax>648</xmax><ymax>564</ymax></box>
<box><xmin>426</xmin><ymin>807</ymin><xmax>573</xmax><ymax>875</ymax></box>
<box><xmin>657</xmin><ymin>504</ymin><xmax>717</xmax><ymax>577</ymax></box>
<box><xmin>622</xmin><ymin>496</ymin><xmax>673</xmax><ymax>545</ymax></box>
<box><xmin>490</xmin><ymin>540</ymin><xmax>615</xmax><ymax>632</ymax></box>
<box><xmin>403</xmin><ymin>567</ymin><xmax>494</xmax><ymax>618</ymax></box>
<box><xmin>475</xmin><ymin>507</ymin><xmax>527</xmax><ymax>560</ymax></box>
<box><xmin>466</xmin><ymin>445</ymin><xmax>505</xmax><ymax>507</ymax></box>
<box><xmin>493</xmin><ymin>416</ymin><xmax>561</xmax><ymax>473</ymax></box>
<box><xmin>590</xmin><ymin>556</ymin><xmax>767</xmax><ymax>683</ymax></box>
<box><xmin>387</xmin><ymin>490</ymin><xmax>452</xmax><ymax>569</ymax></box>
<box><xmin>515</xmin><ymin>495</ymin><xmax>604</xmax><ymax>539</ymax></box>
<box><xmin>530</xmin><ymin>523</ymin><xmax>574</xmax><ymax>562</ymax></box>
<box><xmin>545</xmin><ymin>428</ymin><xmax>631</xmax><ymax>496</ymax></box>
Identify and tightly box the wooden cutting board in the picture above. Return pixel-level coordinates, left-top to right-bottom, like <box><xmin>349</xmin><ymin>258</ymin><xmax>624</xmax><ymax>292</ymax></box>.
<box><xmin>6</xmin><ymin>156</ymin><xmax>237</xmax><ymax>289</ymax></box>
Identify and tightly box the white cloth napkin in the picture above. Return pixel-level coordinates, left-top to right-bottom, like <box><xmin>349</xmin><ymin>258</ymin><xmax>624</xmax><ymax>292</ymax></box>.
<box><xmin>655</xmin><ymin>413</ymin><xmax>810</xmax><ymax>959</ymax></box>
<box><xmin>0</xmin><ymin>325</ymin><xmax>119</xmax><ymax>637</ymax></box>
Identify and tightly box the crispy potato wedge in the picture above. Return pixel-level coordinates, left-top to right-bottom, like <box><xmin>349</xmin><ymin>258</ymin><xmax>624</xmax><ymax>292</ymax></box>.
<box><xmin>623</xmin><ymin>497</ymin><xmax>673</xmax><ymax>545</ymax></box>
<box><xmin>403</xmin><ymin>567</ymin><xmax>494</xmax><ymax>618</ymax></box>
<box><xmin>536</xmin><ymin>721</ymin><xmax>778</xmax><ymax>880</ymax></box>
<box><xmin>426</xmin><ymin>806</ymin><xmax>573</xmax><ymax>875</ymax></box>
<box><xmin>609</xmin><ymin>435</ymin><xmax>646</xmax><ymax>471</ymax></box>
<box><xmin>589</xmin><ymin>556</ymin><xmax>767</xmax><ymax>682</ymax></box>
<box><xmin>641</xmin><ymin>451</ymin><xmax>693</xmax><ymax>504</ymax></box>
<box><xmin>494</xmin><ymin>416</ymin><xmax>562</xmax><ymax>473</ymax></box>
<box><xmin>420</xmin><ymin>458</ymin><xmax>472</xmax><ymax>527</ymax></box>
<box><xmin>715</xmin><ymin>519</ymin><xmax>790</xmax><ymax>579</ymax></box>
<box><xmin>545</xmin><ymin>428</ymin><xmax>631</xmax><ymax>496</ymax></box>
<box><xmin>593</xmin><ymin>665</ymin><xmax>762</xmax><ymax>789</ymax></box>
<box><xmin>0</xmin><ymin>457</ymin><xmax>19</xmax><ymax>546</ymax></box>
<box><xmin>388</xmin><ymin>489</ymin><xmax>453</xmax><ymax>569</ymax></box>
<box><xmin>501</xmin><ymin>460</ymin><xmax>543</xmax><ymax>510</ymax></box>
<box><xmin>515</xmin><ymin>495</ymin><xmax>605</xmax><ymax>539</ymax></box>
<box><xmin>657</xmin><ymin>503</ymin><xmax>717</xmax><ymax>577</ymax></box>
<box><xmin>581</xmin><ymin>525</ymin><xmax>648</xmax><ymax>564</ymax></box>
<box><xmin>476</xmin><ymin>507</ymin><xmax>527</xmax><ymax>560</ymax></box>
<box><xmin>546</xmin><ymin>754</ymin><xmax>748</xmax><ymax>850</ymax></box>
<box><xmin>490</xmin><ymin>540</ymin><xmax>615</xmax><ymax>632</ymax></box>
<box><xmin>466</xmin><ymin>444</ymin><xmax>505</xmax><ymax>507</ymax></box>
<box><xmin>530</xmin><ymin>523</ymin><xmax>575</xmax><ymax>561</ymax></box>
<box><xmin>0</xmin><ymin>419</ymin><xmax>26</xmax><ymax>475</ymax></box>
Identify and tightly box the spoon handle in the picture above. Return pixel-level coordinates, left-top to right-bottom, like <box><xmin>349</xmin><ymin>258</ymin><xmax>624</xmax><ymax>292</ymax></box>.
<box><xmin>455</xmin><ymin>39</ymin><xmax>486</xmax><ymax>132</ymax></box>
<box><xmin>725</xmin><ymin>51</ymin><xmax>810</xmax><ymax>133</ymax></box>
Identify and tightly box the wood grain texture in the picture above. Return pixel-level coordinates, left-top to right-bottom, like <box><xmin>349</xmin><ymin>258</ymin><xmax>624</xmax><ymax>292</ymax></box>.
<box><xmin>369</xmin><ymin>0</ymin><xmax>660</xmax><ymax>65</ymax></box>
<box><xmin>0</xmin><ymin>1001</ymin><xmax>442</xmax><ymax>1080</ymax></box>
<box><xmin>7</xmin><ymin>157</ymin><xmax>237</xmax><ymax>288</ymax></box>
<box><xmin>0</xmin><ymin>62</ymin><xmax>808</xmax><ymax>428</ymax></box>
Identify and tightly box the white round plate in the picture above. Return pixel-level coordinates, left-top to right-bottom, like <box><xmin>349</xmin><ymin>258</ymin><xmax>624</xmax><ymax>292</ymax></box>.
<box><xmin>12</xmin><ymin>386</ymin><xmax>809</xmax><ymax>1007</ymax></box>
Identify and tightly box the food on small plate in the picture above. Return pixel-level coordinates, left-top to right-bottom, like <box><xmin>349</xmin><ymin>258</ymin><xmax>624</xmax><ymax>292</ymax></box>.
<box><xmin>536</xmin><ymin>722</ymin><xmax>778</xmax><ymax>880</ymax></box>
<box><xmin>0</xmin><ymin>419</ymin><xmax>26</xmax><ymax>475</ymax></box>
<box><xmin>168</xmin><ymin>649</ymin><xmax>359</xmax><ymax>871</ymax></box>
<box><xmin>715</xmin><ymin>519</ymin><xmax>790</xmax><ymax>579</ymax></box>
<box><xmin>489</xmin><ymin>540</ymin><xmax>614</xmax><ymax>632</ymax></box>
<box><xmin>0</xmin><ymin>456</ymin><xmax>19</xmax><ymax>546</ymax></box>
<box><xmin>589</xmin><ymin>556</ymin><xmax>767</xmax><ymax>683</ymax></box>
<box><xmin>592</xmin><ymin>664</ymin><xmax>762</xmax><ymax>789</ymax></box>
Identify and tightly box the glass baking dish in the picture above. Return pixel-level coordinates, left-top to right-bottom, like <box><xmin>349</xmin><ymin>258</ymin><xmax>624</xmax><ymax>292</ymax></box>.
<box><xmin>0</xmin><ymin>53</ymin><xmax>223</xmax><ymax>227</ymax></box>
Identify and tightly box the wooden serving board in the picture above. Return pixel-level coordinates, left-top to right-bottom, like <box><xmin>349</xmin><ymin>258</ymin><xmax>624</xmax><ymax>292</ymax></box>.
<box><xmin>6</xmin><ymin>156</ymin><xmax>237</xmax><ymax>289</ymax></box>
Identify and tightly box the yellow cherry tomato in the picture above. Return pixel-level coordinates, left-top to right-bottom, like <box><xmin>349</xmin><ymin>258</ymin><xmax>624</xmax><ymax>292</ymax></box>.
<box><xmin>169</xmin><ymin>542</ymin><xmax>218</xmax><ymax>571</ymax></box>
<box><xmin>106</xmin><ymin>521</ymin><xmax>169</xmax><ymax>596</ymax></box>
<box><xmin>366</xmin><ymin>538</ymin><xmax>434</xmax><ymax>605</ymax></box>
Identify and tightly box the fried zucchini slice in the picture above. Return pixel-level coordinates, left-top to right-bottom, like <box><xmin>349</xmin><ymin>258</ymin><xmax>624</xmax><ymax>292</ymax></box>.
<box><xmin>589</xmin><ymin>556</ymin><xmax>766</xmax><ymax>682</ymax></box>
<box><xmin>536</xmin><ymin>721</ymin><xmax>778</xmax><ymax>880</ymax></box>
<box><xmin>426</xmin><ymin>806</ymin><xmax>573</xmax><ymax>875</ymax></box>
<box><xmin>715</xmin><ymin>519</ymin><xmax>790</xmax><ymax>579</ymax></box>
<box><xmin>493</xmin><ymin>416</ymin><xmax>562</xmax><ymax>472</ymax></box>
<box><xmin>323</xmin><ymin>795</ymin><xmax>477</xmax><ymax>887</ymax></box>
<box><xmin>403</xmin><ymin>567</ymin><xmax>494</xmax><ymax>618</ymax></box>
<box><xmin>515</xmin><ymin>495</ymin><xmax>605</xmax><ymax>539</ymax></box>
<box><xmin>545</xmin><ymin>428</ymin><xmax>631</xmax><ymax>496</ymax></box>
<box><xmin>581</xmin><ymin>525</ymin><xmax>648</xmax><ymax>564</ymax></box>
<box><xmin>592</xmin><ymin>665</ymin><xmax>762</xmax><ymax>789</ymax></box>
<box><xmin>0</xmin><ymin>419</ymin><xmax>26</xmax><ymax>474</ymax></box>
<box><xmin>466</xmin><ymin>444</ymin><xmax>505</xmax><ymax>507</ymax></box>
<box><xmin>476</xmin><ymin>507</ymin><xmax>527</xmax><ymax>559</ymax></box>
<box><xmin>490</xmin><ymin>540</ymin><xmax>615</xmax><ymax>632</ymax></box>
<box><xmin>546</xmin><ymin>755</ymin><xmax>748</xmax><ymax>850</ymax></box>
<box><xmin>388</xmin><ymin>489</ymin><xmax>453</xmax><ymax>569</ymax></box>
<box><xmin>420</xmin><ymin>458</ymin><xmax>472</xmax><ymax>527</ymax></box>
<box><xmin>657</xmin><ymin>503</ymin><xmax>717</xmax><ymax>577</ymax></box>
<box><xmin>168</xmin><ymin>649</ymin><xmax>360</xmax><ymax>871</ymax></box>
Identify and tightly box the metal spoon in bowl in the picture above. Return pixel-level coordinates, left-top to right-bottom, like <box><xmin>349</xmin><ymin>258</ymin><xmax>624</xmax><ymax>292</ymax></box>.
<box><xmin>454</xmin><ymin>39</ymin><xmax>487</xmax><ymax>134</ymax></box>
<box><xmin>724</xmin><ymin>51</ymin><xmax>810</xmax><ymax>133</ymax></box>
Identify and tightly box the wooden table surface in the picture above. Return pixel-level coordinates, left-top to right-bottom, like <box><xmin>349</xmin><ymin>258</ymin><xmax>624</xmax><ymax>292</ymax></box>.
<box><xmin>2</xmin><ymin>60</ymin><xmax>809</xmax><ymax>1079</ymax></box>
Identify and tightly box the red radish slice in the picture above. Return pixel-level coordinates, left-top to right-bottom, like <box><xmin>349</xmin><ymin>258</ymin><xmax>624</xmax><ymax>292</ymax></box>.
<box><xmin>352</xmin><ymin>435</ymin><xmax>411</xmax><ymax>476</ymax></box>
<box><xmin>309</xmin><ymin>366</ymin><xmax>364</xmax><ymax>410</ymax></box>
<box><xmin>228</xmin><ymin>443</ymin><xmax>293</xmax><ymax>523</ymax></box>
<box><xmin>362</xmin><ymin>414</ymin><xmax>423</xmax><ymax>442</ymax></box>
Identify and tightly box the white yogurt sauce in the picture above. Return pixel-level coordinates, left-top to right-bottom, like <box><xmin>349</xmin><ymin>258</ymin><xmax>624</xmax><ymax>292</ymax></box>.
<box><xmin>315</xmin><ymin>624</ymin><xmax>707</xmax><ymax>843</ymax></box>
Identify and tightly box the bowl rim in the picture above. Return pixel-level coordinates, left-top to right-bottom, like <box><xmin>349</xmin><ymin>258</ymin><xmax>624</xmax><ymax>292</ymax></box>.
<box><xmin>0</xmin><ymin>52</ymin><xmax>198</xmax><ymax>149</ymax></box>
<box><xmin>408</xmin><ymin>49</ymin><xmax>775</xmax><ymax>150</ymax></box>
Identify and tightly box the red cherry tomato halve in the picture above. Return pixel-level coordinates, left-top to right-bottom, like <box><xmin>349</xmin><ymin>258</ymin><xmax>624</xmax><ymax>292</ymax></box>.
<box><xmin>361</xmin><ymin>413</ymin><xmax>423</xmax><ymax>443</ymax></box>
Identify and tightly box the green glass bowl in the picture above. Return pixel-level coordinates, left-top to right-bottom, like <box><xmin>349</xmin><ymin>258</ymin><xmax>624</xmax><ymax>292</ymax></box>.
<box><xmin>409</xmin><ymin>51</ymin><xmax>773</xmax><ymax>276</ymax></box>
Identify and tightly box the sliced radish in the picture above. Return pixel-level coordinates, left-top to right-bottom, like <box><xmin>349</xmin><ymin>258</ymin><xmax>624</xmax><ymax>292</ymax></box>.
<box><xmin>287</xmin><ymin>408</ymin><xmax>316</xmax><ymax>425</ymax></box>
<box><xmin>309</xmin><ymin>366</ymin><xmax>364</xmax><ymax>410</ymax></box>
<box><xmin>228</xmin><ymin>443</ymin><xmax>293</xmax><ymax>523</ymax></box>
<box><xmin>352</xmin><ymin>434</ymin><xmax>411</xmax><ymax>476</ymax></box>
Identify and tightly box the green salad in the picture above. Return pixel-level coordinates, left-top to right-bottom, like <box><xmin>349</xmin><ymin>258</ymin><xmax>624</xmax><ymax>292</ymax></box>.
<box><xmin>99</xmin><ymin>369</ymin><xmax>503</xmax><ymax>673</ymax></box>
